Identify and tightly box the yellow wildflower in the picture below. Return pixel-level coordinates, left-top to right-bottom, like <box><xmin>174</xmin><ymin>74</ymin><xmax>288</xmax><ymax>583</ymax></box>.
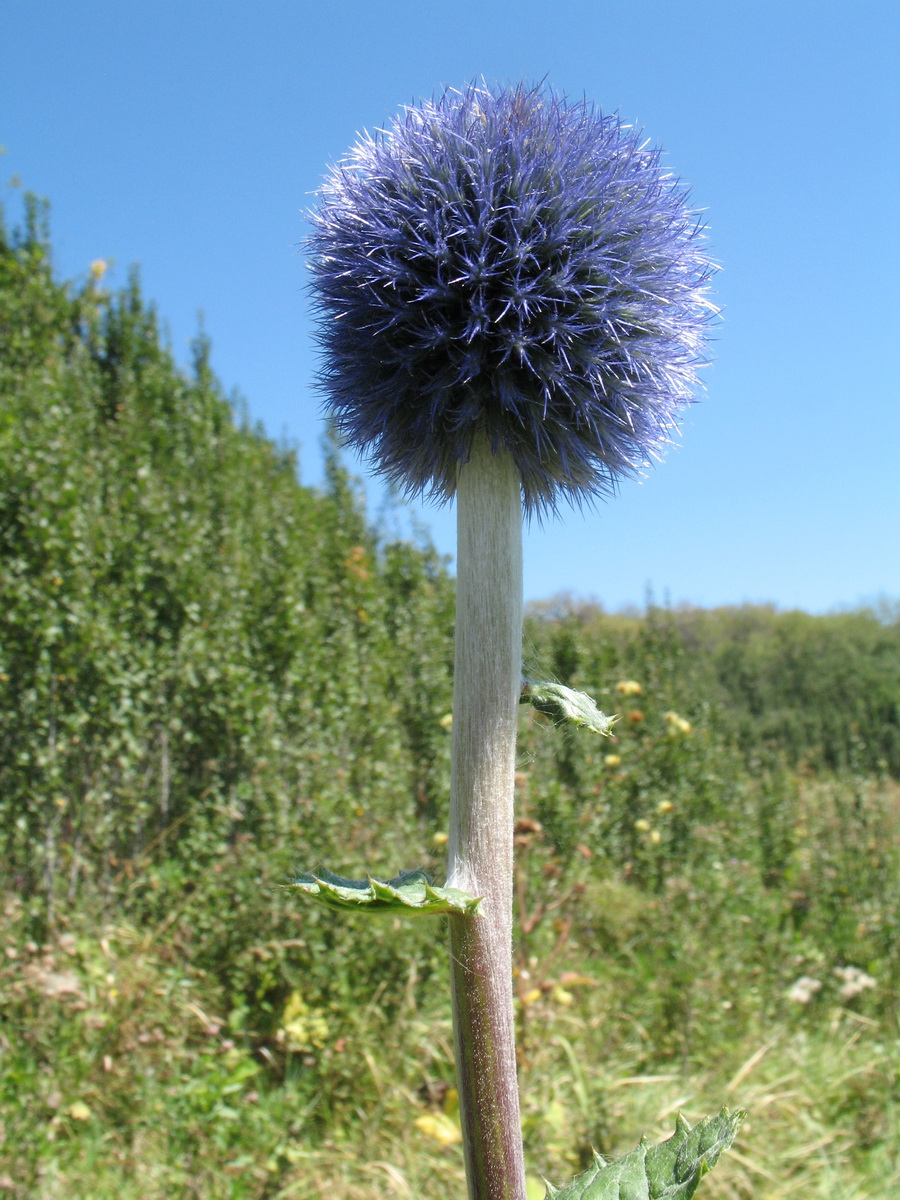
<box><xmin>663</xmin><ymin>711</ymin><xmax>692</xmax><ymax>735</ymax></box>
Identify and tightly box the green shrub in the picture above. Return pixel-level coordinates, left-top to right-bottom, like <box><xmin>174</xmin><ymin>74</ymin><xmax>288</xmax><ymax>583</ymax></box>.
<box><xmin>2</xmin><ymin>198</ymin><xmax>897</xmax><ymax>1196</ymax></box>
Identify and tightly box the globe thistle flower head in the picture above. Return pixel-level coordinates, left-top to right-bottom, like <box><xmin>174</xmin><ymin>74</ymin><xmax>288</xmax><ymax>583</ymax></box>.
<box><xmin>307</xmin><ymin>82</ymin><xmax>717</xmax><ymax>514</ymax></box>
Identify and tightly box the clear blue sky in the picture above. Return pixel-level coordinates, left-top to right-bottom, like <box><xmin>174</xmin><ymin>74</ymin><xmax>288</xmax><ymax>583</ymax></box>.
<box><xmin>2</xmin><ymin>0</ymin><xmax>898</xmax><ymax>612</ymax></box>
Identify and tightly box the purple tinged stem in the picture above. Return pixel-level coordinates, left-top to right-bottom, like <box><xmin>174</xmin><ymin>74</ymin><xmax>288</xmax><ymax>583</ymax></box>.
<box><xmin>448</xmin><ymin>435</ymin><xmax>525</xmax><ymax>1200</ymax></box>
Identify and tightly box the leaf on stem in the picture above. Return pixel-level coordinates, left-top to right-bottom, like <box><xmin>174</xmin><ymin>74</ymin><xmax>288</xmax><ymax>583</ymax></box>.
<box><xmin>522</xmin><ymin>680</ymin><xmax>617</xmax><ymax>735</ymax></box>
<box><xmin>543</xmin><ymin>1108</ymin><xmax>743</xmax><ymax>1199</ymax></box>
<box><xmin>288</xmin><ymin>868</ymin><xmax>481</xmax><ymax>917</ymax></box>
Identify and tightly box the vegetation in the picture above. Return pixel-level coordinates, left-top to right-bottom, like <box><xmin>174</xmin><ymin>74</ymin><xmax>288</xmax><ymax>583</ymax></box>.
<box><xmin>1</xmin><ymin>201</ymin><xmax>898</xmax><ymax>1197</ymax></box>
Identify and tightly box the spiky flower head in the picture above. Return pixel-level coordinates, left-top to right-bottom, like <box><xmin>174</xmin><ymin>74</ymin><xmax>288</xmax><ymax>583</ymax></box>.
<box><xmin>307</xmin><ymin>81</ymin><xmax>716</xmax><ymax>513</ymax></box>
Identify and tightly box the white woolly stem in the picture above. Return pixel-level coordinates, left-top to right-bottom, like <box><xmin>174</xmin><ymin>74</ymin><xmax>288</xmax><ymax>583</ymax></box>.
<box><xmin>448</xmin><ymin>433</ymin><xmax>526</xmax><ymax>1200</ymax></box>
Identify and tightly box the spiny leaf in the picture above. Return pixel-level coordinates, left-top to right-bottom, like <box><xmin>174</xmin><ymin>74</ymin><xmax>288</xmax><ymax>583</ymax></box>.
<box><xmin>522</xmin><ymin>679</ymin><xmax>617</xmax><ymax>735</ymax></box>
<box><xmin>545</xmin><ymin>1108</ymin><xmax>743</xmax><ymax>1199</ymax></box>
<box><xmin>288</xmin><ymin>868</ymin><xmax>481</xmax><ymax>917</ymax></box>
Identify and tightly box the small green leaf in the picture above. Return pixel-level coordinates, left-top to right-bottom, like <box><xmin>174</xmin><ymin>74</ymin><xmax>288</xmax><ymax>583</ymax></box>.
<box><xmin>288</xmin><ymin>867</ymin><xmax>481</xmax><ymax>917</ymax></box>
<box><xmin>545</xmin><ymin>1108</ymin><xmax>743</xmax><ymax>1199</ymax></box>
<box><xmin>522</xmin><ymin>679</ymin><xmax>617</xmax><ymax>735</ymax></box>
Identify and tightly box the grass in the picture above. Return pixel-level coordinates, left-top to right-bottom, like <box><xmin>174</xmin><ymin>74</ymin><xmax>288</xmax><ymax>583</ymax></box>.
<box><xmin>3</xmin><ymin>770</ymin><xmax>898</xmax><ymax>1200</ymax></box>
<box><xmin>4</xmin><ymin>708</ymin><xmax>898</xmax><ymax>1197</ymax></box>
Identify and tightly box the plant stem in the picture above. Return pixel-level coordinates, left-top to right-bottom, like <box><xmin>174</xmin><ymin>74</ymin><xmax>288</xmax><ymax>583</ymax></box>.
<box><xmin>447</xmin><ymin>433</ymin><xmax>526</xmax><ymax>1200</ymax></box>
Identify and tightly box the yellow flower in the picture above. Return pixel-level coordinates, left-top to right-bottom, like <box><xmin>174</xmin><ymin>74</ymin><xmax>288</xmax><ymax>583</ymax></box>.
<box><xmin>657</xmin><ymin>800</ymin><xmax>674</xmax><ymax>814</ymax></box>
<box><xmin>663</xmin><ymin>711</ymin><xmax>692</xmax><ymax>735</ymax></box>
<box><xmin>89</xmin><ymin>259</ymin><xmax>107</xmax><ymax>281</ymax></box>
<box><xmin>281</xmin><ymin>990</ymin><xmax>330</xmax><ymax>1052</ymax></box>
<box><xmin>603</xmin><ymin>753</ymin><xmax>622</xmax><ymax>767</ymax></box>
<box><xmin>615</xmin><ymin>680</ymin><xmax>643</xmax><ymax>696</ymax></box>
<box><xmin>415</xmin><ymin>1112</ymin><xmax>462</xmax><ymax>1146</ymax></box>
<box><xmin>634</xmin><ymin>818</ymin><xmax>651</xmax><ymax>833</ymax></box>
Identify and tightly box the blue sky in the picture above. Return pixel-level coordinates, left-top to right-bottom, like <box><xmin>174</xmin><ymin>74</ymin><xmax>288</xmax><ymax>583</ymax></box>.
<box><xmin>2</xmin><ymin>0</ymin><xmax>898</xmax><ymax>611</ymax></box>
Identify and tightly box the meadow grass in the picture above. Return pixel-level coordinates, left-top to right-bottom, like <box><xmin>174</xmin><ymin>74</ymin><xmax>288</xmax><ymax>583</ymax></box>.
<box><xmin>3</xmin><ymin>778</ymin><xmax>897</xmax><ymax>1198</ymax></box>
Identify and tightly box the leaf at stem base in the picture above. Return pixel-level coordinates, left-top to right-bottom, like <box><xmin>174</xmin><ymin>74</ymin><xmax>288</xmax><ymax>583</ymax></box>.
<box><xmin>543</xmin><ymin>1108</ymin><xmax>743</xmax><ymax>1199</ymax></box>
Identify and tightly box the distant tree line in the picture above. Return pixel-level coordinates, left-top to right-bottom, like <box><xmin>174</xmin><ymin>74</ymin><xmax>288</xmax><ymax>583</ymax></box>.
<box><xmin>2</xmin><ymin>197</ymin><xmax>898</xmax><ymax>922</ymax></box>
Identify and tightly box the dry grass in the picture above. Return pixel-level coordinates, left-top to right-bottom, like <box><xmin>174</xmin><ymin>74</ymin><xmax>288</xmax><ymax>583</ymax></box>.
<box><xmin>256</xmin><ymin>1013</ymin><xmax>898</xmax><ymax>1200</ymax></box>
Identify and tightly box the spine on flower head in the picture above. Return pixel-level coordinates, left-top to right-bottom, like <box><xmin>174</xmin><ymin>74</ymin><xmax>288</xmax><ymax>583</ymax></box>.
<box><xmin>307</xmin><ymin>80</ymin><xmax>716</xmax><ymax>513</ymax></box>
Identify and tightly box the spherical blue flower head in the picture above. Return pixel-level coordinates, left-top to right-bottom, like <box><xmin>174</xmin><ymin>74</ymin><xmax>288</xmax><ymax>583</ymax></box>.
<box><xmin>307</xmin><ymin>82</ymin><xmax>717</xmax><ymax>514</ymax></box>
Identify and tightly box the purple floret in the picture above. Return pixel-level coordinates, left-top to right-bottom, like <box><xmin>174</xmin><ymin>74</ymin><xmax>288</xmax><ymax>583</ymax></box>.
<box><xmin>307</xmin><ymin>81</ymin><xmax>716</xmax><ymax>513</ymax></box>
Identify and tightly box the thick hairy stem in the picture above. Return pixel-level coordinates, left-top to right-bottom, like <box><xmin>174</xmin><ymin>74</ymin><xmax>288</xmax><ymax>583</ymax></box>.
<box><xmin>447</xmin><ymin>434</ymin><xmax>525</xmax><ymax>1200</ymax></box>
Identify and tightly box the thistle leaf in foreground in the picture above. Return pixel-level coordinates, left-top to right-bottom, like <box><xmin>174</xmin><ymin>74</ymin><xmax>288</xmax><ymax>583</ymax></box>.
<box><xmin>522</xmin><ymin>680</ymin><xmax>617</xmax><ymax>735</ymax></box>
<box><xmin>289</xmin><ymin>868</ymin><xmax>481</xmax><ymax>917</ymax></box>
<box><xmin>543</xmin><ymin>1108</ymin><xmax>743</xmax><ymax>1200</ymax></box>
